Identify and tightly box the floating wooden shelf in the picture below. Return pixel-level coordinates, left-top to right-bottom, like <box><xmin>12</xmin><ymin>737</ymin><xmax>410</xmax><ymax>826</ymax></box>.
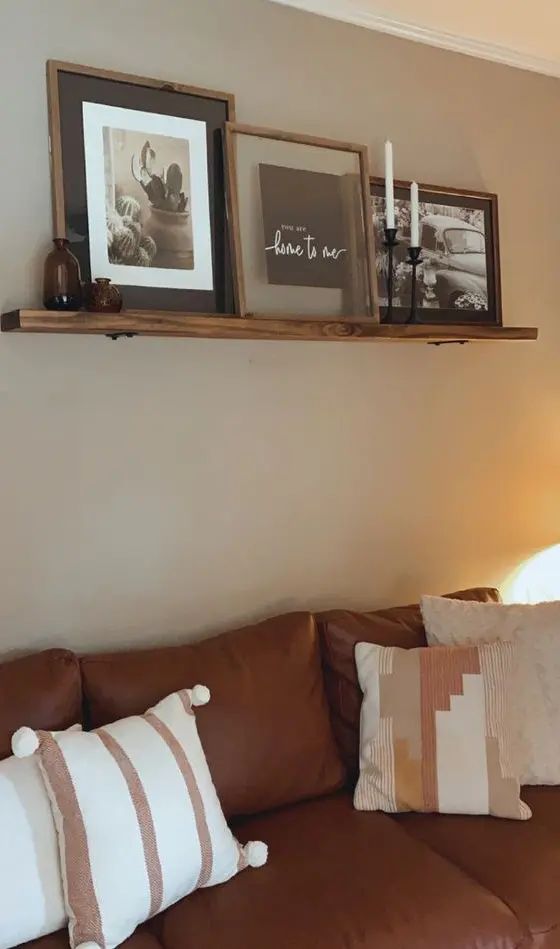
<box><xmin>1</xmin><ymin>309</ymin><xmax>538</xmax><ymax>343</ymax></box>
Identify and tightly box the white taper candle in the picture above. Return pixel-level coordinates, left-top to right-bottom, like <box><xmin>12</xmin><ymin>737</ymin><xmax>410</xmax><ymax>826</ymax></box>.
<box><xmin>410</xmin><ymin>181</ymin><xmax>420</xmax><ymax>247</ymax></box>
<box><xmin>384</xmin><ymin>141</ymin><xmax>395</xmax><ymax>229</ymax></box>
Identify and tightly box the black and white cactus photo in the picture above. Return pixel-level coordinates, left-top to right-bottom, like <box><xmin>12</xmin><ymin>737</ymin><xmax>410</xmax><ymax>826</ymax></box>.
<box><xmin>105</xmin><ymin>130</ymin><xmax>193</xmax><ymax>272</ymax></box>
<box><xmin>82</xmin><ymin>102</ymin><xmax>214</xmax><ymax>292</ymax></box>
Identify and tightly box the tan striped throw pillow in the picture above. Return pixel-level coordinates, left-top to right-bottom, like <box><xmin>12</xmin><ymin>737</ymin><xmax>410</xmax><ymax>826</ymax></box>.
<box><xmin>13</xmin><ymin>686</ymin><xmax>267</xmax><ymax>949</ymax></box>
<box><xmin>354</xmin><ymin>641</ymin><xmax>531</xmax><ymax>820</ymax></box>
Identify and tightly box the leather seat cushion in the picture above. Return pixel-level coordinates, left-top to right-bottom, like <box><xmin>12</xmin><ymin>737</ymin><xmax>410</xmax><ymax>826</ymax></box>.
<box><xmin>0</xmin><ymin>649</ymin><xmax>82</xmax><ymax>760</ymax></box>
<box><xmin>156</xmin><ymin>792</ymin><xmax>523</xmax><ymax>949</ymax></box>
<box><xmin>317</xmin><ymin>587</ymin><xmax>501</xmax><ymax>776</ymax></box>
<box><xmin>81</xmin><ymin>612</ymin><xmax>345</xmax><ymax>818</ymax></box>
<box><xmin>397</xmin><ymin>787</ymin><xmax>560</xmax><ymax>945</ymax></box>
<box><xmin>524</xmin><ymin>786</ymin><xmax>560</xmax><ymax>835</ymax></box>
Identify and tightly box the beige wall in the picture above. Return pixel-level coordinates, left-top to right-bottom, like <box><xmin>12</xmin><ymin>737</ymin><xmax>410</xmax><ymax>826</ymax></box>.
<box><xmin>1</xmin><ymin>0</ymin><xmax>559</xmax><ymax>657</ymax></box>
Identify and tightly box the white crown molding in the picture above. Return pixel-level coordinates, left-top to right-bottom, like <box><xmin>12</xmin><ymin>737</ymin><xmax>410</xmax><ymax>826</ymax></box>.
<box><xmin>269</xmin><ymin>0</ymin><xmax>560</xmax><ymax>79</ymax></box>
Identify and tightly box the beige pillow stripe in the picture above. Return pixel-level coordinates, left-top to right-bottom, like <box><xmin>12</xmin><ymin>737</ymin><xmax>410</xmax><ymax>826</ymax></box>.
<box><xmin>97</xmin><ymin>729</ymin><xmax>164</xmax><ymax>918</ymax></box>
<box><xmin>37</xmin><ymin>730</ymin><xmax>104</xmax><ymax>948</ymax></box>
<box><xmin>479</xmin><ymin>642</ymin><xmax>523</xmax><ymax>817</ymax></box>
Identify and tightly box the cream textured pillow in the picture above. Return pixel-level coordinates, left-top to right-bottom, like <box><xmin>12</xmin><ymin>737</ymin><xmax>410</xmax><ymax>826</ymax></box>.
<box><xmin>0</xmin><ymin>726</ymin><xmax>81</xmax><ymax>949</ymax></box>
<box><xmin>13</xmin><ymin>687</ymin><xmax>267</xmax><ymax>949</ymax></box>
<box><xmin>354</xmin><ymin>641</ymin><xmax>530</xmax><ymax>820</ymax></box>
<box><xmin>421</xmin><ymin>595</ymin><xmax>560</xmax><ymax>785</ymax></box>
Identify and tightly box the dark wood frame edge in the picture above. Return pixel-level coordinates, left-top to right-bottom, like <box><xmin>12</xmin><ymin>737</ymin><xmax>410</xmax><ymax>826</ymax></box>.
<box><xmin>224</xmin><ymin>124</ymin><xmax>246</xmax><ymax>316</ymax></box>
<box><xmin>225</xmin><ymin>122</ymin><xmax>378</xmax><ymax>321</ymax></box>
<box><xmin>370</xmin><ymin>175</ymin><xmax>502</xmax><ymax>327</ymax></box>
<box><xmin>46</xmin><ymin>59</ymin><xmax>237</xmax><ymax>243</ymax></box>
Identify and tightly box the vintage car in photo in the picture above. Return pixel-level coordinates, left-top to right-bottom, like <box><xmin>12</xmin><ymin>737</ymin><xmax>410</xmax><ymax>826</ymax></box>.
<box><xmin>419</xmin><ymin>214</ymin><xmax>488</xmax><ymax>310</ymax></box>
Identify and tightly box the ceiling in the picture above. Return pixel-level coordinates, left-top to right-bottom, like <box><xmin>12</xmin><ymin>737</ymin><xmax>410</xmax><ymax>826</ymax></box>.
<box><xmin>269</xmin><ymin>0</ymin><xmax>560</xmax><ymax>78</ymax></box>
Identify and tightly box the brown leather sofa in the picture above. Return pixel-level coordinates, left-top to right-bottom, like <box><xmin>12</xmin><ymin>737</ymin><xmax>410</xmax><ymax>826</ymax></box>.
<box><xmin>5</xmin><ymin>587</ymin><xmax>560</xmax><ymax>949</ymax></box>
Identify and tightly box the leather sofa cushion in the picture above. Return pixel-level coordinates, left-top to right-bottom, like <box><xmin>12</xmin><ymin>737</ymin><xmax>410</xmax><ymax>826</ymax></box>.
<box><xmin>81</xmin><ymin>612</ymin><xmax>345</xmax><ymax>818</ymax></box>
<box><xmin>397</xmin><ymin>786</ymin><xmax>560</xmax><ymax>946</ymax></box>
<box><xmin>155</xmin><ymin>792</ymin><xmax>523</xmax><ymax>949</ymax></box>
<box><xmin>0</xmin><ymin>649</ymin><xmax>82</xmax><ymax>761</ymax></box>
<box><xmin>524</xmin><ymin>786</ymin><xmax>560</xmax><ymax>834</ymax></box>
<box><xmin>317</xmin><ymin>587</ymin><xmax>501</xmax><ymax>777</ymax></box>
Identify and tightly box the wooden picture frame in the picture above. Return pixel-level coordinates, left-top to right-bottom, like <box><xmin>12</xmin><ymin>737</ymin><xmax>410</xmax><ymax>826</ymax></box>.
<box><xmin>225</xmin><ymin>123</ymin><xmax>378</xmax><ymax>320</ymax></box>
<box><xmin>47</xmin><ymin>61</ymin><xmax>236</xmax><ymax>313</ymax></box>
<box><xmin>370</xmin><ymin>177</ymin><xmax>502</xmax><ymax>326</ymax></box>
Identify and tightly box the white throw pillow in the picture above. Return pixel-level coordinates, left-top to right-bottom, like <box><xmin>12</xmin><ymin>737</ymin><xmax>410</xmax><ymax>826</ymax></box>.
<box><xmin>13</xmin><ymin>686</ymin><xmax>267</xmax><ymax>949</ymax></box>
<box><xmin>0</xmin><ymin>725</ymin><xmax>81</xmax><ymax>949</ymax></box>
<box><xmin>421</xmin><ymin>595</ymin><xmax>560</xmax><ymax>785</ymax></box>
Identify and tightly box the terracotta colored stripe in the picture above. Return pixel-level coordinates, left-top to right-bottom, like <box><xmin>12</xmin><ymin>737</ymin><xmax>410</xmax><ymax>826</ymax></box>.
<box><xmin>419</xmin><ymin>653</ymin><xmax>438</xmax><ymax>812</ymax></box>
<box><xmin>97</xmin><ymin>729</ymin><xmax>164</xmax><ymax>918</ymax></box>
<box><xmin>236</xmin><ymin>841</ymin><xmax>248</xmax><ymax>872</ymax></box>
<box><xmin>420</xmin><ymin>647</ymin><xmax>480</xmax><ymax>811</ymax></box>
<box><xmin>37</xmin><ymin>731</ymin><xmax>105</xmax><ymax>949</ymax></box>
<box><xmin>145</xmin><ymin>711</ymin><xmax>213</xmax><ymax>887</ymax></box>
<box><xmin>178</xmin><ymin>689</ymin><xmax>195</xmax><ymax>716</ymax></box>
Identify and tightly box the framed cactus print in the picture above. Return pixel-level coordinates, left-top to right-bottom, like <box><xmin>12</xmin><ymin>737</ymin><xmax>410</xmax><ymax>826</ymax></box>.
<box><xmin>47</xmin><ymin>61</ymin><xmax>236</xmax><ymax>313</ymax></box>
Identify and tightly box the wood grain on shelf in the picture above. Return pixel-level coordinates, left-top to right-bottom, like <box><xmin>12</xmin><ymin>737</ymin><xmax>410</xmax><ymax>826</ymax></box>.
<box><xmin>1</xmin><ymin>310</ymin><xmax>538</xmax><ymax>343</ymax></box>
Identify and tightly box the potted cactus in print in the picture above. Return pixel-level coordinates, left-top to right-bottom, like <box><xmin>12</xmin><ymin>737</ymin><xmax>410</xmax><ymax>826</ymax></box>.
<box><xmin>127</xmin><ymin>139</ymin><xmax>192</xmax><ymax>267</ymax></box>
<box><xmin>107</xmin><ymin>199</ymin><xmax>158</xmax><ymax>267</ymax></box>
<box><xmin>106</xmin><ymin>134</ymin><xmax>193</xmax><ymax>271</ymax></box>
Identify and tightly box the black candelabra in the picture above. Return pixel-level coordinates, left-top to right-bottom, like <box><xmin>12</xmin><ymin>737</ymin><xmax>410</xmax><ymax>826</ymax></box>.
<box><xmin>406</xmin><ymin>246</ymin><xmax>423</xmax><ymax>324</ymax></box>
<box><xmin>383</xmin><ymin>226</ymin><xmax>399</xmax><ymax>322</ymax></box>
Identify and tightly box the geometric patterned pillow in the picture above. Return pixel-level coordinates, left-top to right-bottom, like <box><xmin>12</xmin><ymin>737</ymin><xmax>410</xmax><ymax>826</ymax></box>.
<box><xmin>354</xmin><ymin>642</ymin><xmax>531</xmax><ymax>820</ymax></box>
<box><xmin>13</xmin><ymin>687</ymin><xmax>268</xmax><ymax>949</ymax></box>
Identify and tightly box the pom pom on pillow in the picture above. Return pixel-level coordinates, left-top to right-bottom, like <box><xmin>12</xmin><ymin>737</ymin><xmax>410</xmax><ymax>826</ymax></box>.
<box><xmin>243</xmin><ymin>840</ymin><xmax>269</xmax><ymax>868</ymax></box>
<box><xmin>12</xmin><ymin>726</ymin><xmax>40</xmax><ymax>758</ymax></box>
<box><xmin>189</xmin><ymin>684</ymin><xmax>210</xmax><ymax>706</ymax></box>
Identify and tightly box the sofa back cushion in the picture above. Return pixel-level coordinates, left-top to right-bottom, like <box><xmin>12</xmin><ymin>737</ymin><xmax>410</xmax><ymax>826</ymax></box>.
<box><xmin>0</xmin><ymin>649</ymin><xmax>82</xmax><ymax>760</ymax></box>
<box><xmin>81</xmin><ymin>612</ymin><xmax>345</xmax><ymax>818</ymax></box>
<box><xmin>317</xmin><ymin>588</ymin><xmax>501</xmax><ymax>778</ymax></box>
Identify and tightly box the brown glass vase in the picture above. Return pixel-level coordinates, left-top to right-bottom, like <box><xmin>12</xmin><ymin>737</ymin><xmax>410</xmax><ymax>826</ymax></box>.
<box><xmin>85</xmin><ymin>277</ymin><xmax>123</xmax><ymax>313</ymax></box>
<box><xmin>43</xmin><ymin>238</ymin><xmax>83</xmax><ymax>310</ymax></box>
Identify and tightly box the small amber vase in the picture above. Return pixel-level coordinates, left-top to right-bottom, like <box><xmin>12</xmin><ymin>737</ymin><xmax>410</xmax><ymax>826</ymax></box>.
<box><xmin>43</xmin><ymin>238</ymin><xmax>83</xmax><ymax>310</ymax></box>
<box><xmin>85</xmin><ymin>277</ymin><xmax>123</xmax><ymax>313</ymax></box>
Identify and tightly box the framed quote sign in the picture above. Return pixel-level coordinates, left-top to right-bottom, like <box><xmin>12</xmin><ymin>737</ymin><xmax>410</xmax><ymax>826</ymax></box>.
<box><xmin>225</xmin><ymin>123</ymin><xmax>378</xmax><ymax>320</ymax></box>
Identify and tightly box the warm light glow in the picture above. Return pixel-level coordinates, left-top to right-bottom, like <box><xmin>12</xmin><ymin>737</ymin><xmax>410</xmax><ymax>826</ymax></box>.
<box><xmin>502</xmin><ymin>544</ymin><xmax>560</xmax><ymax>604</ymax></box>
